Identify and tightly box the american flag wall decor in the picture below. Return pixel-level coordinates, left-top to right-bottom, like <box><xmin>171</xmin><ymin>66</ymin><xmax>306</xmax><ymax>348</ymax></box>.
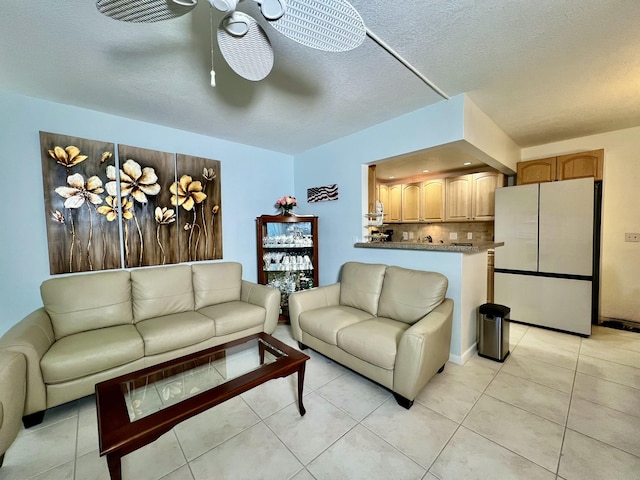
<box><xmin>307</xmin><ymin>184</ymin><xmax>339</xmax><ymax>203</ymax></box>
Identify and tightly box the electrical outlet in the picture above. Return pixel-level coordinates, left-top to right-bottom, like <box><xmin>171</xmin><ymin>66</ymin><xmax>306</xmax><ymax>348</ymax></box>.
<box><xmin>402</xmin><ymin>232</ymin><xmax>408</xmax><ymax>240</ymax></box>
<box><xmin>625</xmin><ymin>233</ymin><xmax>640</xmax><ymax>242</ymax></box>
<box><xmin>467</xmin><ymin>232</ymin><xmax>473</xmax><ymax>240</ymax></box>
<box><xmin>409</xmin><ymin>232</ymin><xmax>414</xmax><ymax>240</ymax></box>
<box><xmin>449</xmin><ymin>232</ymin><xmax>458</xmax><ymax>240</ymax></box>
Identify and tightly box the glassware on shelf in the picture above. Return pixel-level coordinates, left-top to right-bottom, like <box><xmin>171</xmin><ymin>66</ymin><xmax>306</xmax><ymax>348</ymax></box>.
<box><xmin>257</xmin><ymin>215</ymin><xmax>319</xmax><ymax>321</ymax></box>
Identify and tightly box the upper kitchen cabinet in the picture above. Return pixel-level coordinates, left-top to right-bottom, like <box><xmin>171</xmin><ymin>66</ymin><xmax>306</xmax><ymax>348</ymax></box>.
<box><xmin>377</xmin><ymin>183</ymin><xmax>389</xmax><ymax>211</ymax></box>
<box><xmin>421</xmin><ymin>178</ymin><xmax>445</xmax><ymax>222</ymax></box>
<box><xmin>401</xmin><ymin>182</ymin><xmax>421</xmax><ymax>222</ymax></box>
<box><xmin>517</xmin><ymin>157</ymin><xmax>556</xmax><ymax>185</ymax></box>
<box><xmin>473</xmin><ymin>172</ymin><xmax>504</xmax><ymax>221</ymax></box>
<box><xmin>445</xmin><ymin>175</ymin><xmax>472</xmax><ymax>221</ymax></box>
<box><xmin>446</xmin><ymin>172</ymin><xmax>505</xmax><ymax>221</ymax></box>
<box><xmin>517</xmin><ymin>149</ymin><xmax>603</xmax><ymax>185</ymax></box>
<box><xmin>387</xmin><ymin>184</ymin><xmax>403</xmax><ymax>222</ymax></box>
<box><xmin>556</xmin><ymin>150</ymin><xmax>604</xmax><ymax>181</ymax></box>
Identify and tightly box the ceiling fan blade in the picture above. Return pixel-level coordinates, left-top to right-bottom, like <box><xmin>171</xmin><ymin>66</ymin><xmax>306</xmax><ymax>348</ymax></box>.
<box><xmin>96</xmin><ymin>0</ymin><xmax>197</xmax><ymax>23</ymax></box>
<box><xmin>267</xmin><ymin>0</ymin><xmax>366</xmax><ymax>52</ymax></box>
<box><xmin>217</xmin><ymin>12</ymin><xmax>274</xmax><ymax>81</ymax></box>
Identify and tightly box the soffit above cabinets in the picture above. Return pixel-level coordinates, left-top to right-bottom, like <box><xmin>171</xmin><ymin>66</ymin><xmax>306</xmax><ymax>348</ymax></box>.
<box><xmin>374</xmin><ymin>144</ymin><xmax>487</xmax><ymax>181</ymax></box>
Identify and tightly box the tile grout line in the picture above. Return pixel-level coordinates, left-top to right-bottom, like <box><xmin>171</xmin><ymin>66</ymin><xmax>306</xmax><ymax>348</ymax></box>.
<box><xmin>424</xmin><ymin>333</ymin><xmax>515</xmax><ymax>478</ymax></box>
<box><xmin>553</xmin><ymin>333</ymin><xmax>582</xmax><ymax>477</ymax></box>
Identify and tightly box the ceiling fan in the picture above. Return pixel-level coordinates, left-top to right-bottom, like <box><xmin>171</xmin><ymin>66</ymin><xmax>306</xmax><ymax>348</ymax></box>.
<box><xmin>96</xmin><ymin>0</ymin><xmax>367</xmax><ymax>82</ymax></box>
<box><xmin>95</xmin><ymin>0</ymin><xmax>448</xmax><ymax>98</ymax></box>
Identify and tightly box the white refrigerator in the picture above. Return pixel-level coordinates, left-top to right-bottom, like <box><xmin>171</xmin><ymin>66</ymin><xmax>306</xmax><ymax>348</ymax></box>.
<box><xmin>494</xmin><ymin>177</ymin><xmax>600</xmax><ymax>335</ymax></box>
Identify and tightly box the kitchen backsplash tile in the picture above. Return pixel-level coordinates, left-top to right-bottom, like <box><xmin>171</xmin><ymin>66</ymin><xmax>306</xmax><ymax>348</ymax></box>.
<box><xmin>383</xmin><ymin>222</ymin><xmax>494</xmax><ymax>244</ymax></box>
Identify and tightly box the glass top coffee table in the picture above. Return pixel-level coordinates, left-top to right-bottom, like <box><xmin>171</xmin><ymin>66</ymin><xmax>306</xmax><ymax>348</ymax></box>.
<box><xmin>96</xmin><ymin>332</ymin><xmax>309</xmax><ymax>480</ymax></box>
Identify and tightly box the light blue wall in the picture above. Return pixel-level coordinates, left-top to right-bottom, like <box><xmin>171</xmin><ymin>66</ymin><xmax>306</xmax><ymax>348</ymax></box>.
<box><xmin>291</xmin><ymin>95</ymin><xmax>471</xmax><ymax>357</ymax></box>
<box><xmin>0</xmin><ymin>91</ymin><xmax>293</xmax><ymax>336</ymax></box>
<box><xmin>292</xmin><ymin>95</ymin><xmax>465</xmax><ymax>285</ymax></box>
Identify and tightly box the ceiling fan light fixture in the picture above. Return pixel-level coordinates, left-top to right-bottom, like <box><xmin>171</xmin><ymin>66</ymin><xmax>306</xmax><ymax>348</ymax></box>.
<box><xmin>256</xmin><ymin>0</ymin><xmax>286</xmax><ymax>21</ymax></box>
<box><xmin>209</xmin><ymin>0</ymin><xmax>238</xmax><ymax>13</ymax></box>
<box><xmin>222</xmin><ymin>11</ymin><xmax>250</xmax><ymax>36</ymax></box>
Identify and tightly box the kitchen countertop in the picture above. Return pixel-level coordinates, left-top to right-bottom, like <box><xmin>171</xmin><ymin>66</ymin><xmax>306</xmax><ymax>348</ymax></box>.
<box><xmin>354</xmin><ymin>241</ymin><xmax>503</xmax><ymax>253</ymax></box>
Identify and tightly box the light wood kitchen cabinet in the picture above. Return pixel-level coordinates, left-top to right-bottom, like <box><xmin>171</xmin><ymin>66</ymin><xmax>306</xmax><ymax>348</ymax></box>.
<box><xmin>472</xmin><ymin>172</ymin><xmax>503</xmax><ymax>221</ymax></box>
<box><xmin>517</xmin><ymin>149</ymin><xmax>603</xmax><ymax>185</ymax></box>
<box><xmin>377</xmin><ymin>183</ymin><xmax>389</xmax><ymax>212</ymax></box>
<box><xmin>446</xmin><ymin>172</ymin><xmax>504</xmax><ymax>221</ymax></box>
<box><xmin>387</xmin><ymin>184</ymin><xmax>402</xmax><ymax>222</ymax></box>
<box><xmin>556</xmin><ymin>150</ymin><xmax>604</xmax><ymax>181</ymax></box>
<box><xmin>445</xmin><ymin>175</ymin><xmax>473</xmax><ymax>221</ymax></box>
<box><xmin>517</xmin><ymin>157</ymin><xmax>556</xmax><ymax>185</ymax></box>
<box><xmin>421</xmin><ymin>178</ymin><xmax>445</xmax><ymax>222</ymax></box>
<box><xmin>401</xmin><ymin>182</ymin><xmax>421</xmax><ymax>222</ymax></box>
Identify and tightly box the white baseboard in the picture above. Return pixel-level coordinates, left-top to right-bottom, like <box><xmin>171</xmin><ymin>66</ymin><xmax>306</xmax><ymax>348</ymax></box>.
<box><xmin>449</xmin><ymin>342</ymin><xmax>478</xmax><ymax>365</ymax></box>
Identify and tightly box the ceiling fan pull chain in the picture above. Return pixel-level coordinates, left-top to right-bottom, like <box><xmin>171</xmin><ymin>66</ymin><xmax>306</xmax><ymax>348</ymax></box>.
<box><xmin>209</xmin><ymin>4</ymin><xmax>216</xmax><ymax>87</ymax></box>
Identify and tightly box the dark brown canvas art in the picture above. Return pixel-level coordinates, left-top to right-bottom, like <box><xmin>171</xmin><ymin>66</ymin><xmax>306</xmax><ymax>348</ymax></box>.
<box><xmin>40</xmin><ymin>131</ymin><xmax>121</xmax><ymax>274</ymax></box>
<box><xmin>115</xmin><ymin>145</ymin><xmax>178</xmax><ymax>268</ymax></box>
<box><xmin>41</xmin><ymin>133</ymin><xmax>223</xmax><ymax>273</ymax></box>
<box><xmin>175</xmin><ymin>154</ymin><xmax>222</xmax><ymax>262</ymax></box>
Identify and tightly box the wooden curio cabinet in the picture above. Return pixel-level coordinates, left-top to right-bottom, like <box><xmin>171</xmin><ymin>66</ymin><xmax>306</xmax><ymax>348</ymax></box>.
<box><xmin>256</xmin><ymin>214</ymin><xmax>319</xmax><ymax>322</ymax></box>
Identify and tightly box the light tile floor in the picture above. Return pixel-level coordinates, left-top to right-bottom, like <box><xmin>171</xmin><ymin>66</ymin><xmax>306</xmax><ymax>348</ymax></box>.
<box><xmin>4</xmin><ymin>323</ymin><xmax>640</xmax><ymax>479</ymax></box>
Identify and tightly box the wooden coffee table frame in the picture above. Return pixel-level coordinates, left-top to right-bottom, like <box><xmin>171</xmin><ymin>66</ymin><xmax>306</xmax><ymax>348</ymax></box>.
<box><xmin>96</xmin><ymin>332</ymin><xmax>309</xmax><ymax>480</ymax></box>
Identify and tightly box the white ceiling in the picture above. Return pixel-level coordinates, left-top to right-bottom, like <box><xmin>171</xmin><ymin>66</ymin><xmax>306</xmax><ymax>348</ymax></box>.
<box><xmin>2</xmin><ymin>1</ymin><xmax>640</xmax><ymax>158</ymax></box>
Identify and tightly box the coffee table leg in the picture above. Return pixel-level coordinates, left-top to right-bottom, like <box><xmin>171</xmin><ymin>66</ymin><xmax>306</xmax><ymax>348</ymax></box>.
<box><xmin>106</xmin><ymin>453</ymin><xmax>122</xmax><ymax>480</ymax></box>
<box><xmin>297</xmin><ymin>363</ymin><xmax>306</xmax><ymax>416</ymax></box>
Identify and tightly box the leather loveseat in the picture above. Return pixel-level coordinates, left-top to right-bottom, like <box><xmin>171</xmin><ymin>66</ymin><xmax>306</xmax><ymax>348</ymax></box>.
<box><xmin>289</xmin><ymin>261</ymin><xmax>453</xmax><ymax>408</ymax></box>
<box><xmin>0</xmin><ymin>262</ymin><xmax>279</xmax><ymax>427</ymax></box>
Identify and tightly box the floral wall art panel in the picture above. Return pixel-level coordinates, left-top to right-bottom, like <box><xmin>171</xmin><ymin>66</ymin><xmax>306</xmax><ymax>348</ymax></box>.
<box><xmin>115</xmin><ymin>145</ymin><xmax>178</xmax><ymax>268</ymax></box>
<box><xmin>175</xmin><ymin>154</ymin><xmax>222</xmax><ymax>262</ymax></box>
<box><xmin>40</xmin><ymin>131</ymin><xmax>121</xmax><ymax>274</ymax></box>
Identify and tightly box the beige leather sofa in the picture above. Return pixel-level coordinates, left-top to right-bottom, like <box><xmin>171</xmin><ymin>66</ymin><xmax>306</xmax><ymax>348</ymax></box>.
<box><xmin>0</xmin><ymin>262</ymin><xmax>279</xmax><ymax>427</ymax></box>
<box><xmin>0</xmin><ymin>351</ymin><xmax>26</xmax><ymax>467</ymax></box>
<box><xmin>289</xmin><ymin>262</ymin><xmax>453</xmax><ymax>408</ymax></box>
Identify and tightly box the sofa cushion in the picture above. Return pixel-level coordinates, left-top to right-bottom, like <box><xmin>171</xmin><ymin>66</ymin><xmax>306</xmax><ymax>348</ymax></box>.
<box><xmin>377</xmin><ymin>267</ymin><xmax>448</xmax><ymax>324</ymax></box>
<box><xmin>135</xmin><ymin>311</ymin><xmax>216</xmax><ymax>356</ymax></box>
<box><xmin>192</xmin><ymin>262</ymin><xmax>242</xmax><ymax>310</ymax></box>
<box><xmin>299</xmin><ymin>306</ymin><xmax>373</xmax><ymax>345</ymax></box>
<box><xmin>41</xmin><ymin>270</ymin><xmax>133</xmax><ymax>340</ymax></box>
<box><xmin>198</xmin><ymin>301</ymin><xmax>265</xmax><ymax>336</ymax></box>
<box><xmin>131</xmin><ymin>265</ymin><xmax>194</xmax><ymax>322</ymax></box>
<box><xmin>339</xmin><ymin>262</ymin><xmax>387</xmax><ymax>316</ymax></box>
<box><xmin>40</xmin><ymin>325</ymin><xmax>143</xmax><ymax>384</ymax></box>
<box><xmin>337</xmin><ymin>318</ymin><xmax>410</xmax><ymax>370</ymax></box>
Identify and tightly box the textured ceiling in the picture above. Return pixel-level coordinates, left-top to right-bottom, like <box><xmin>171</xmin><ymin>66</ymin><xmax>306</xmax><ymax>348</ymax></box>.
<box><xmin>1</xmin><ymin>1</ymin><xmax>640</xmax><ymax>156</ymax></box>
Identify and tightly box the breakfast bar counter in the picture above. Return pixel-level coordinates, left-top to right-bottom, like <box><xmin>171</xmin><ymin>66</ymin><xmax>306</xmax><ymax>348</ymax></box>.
<box><xmin>354</xmin><ymin>241</ymin><xmax>503</xmax><ymax>253</ymax></box>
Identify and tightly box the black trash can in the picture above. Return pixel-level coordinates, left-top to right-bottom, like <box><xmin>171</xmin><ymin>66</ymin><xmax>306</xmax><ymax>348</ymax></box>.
<box><xmin>478</xmin><ymin>303</ymin><xmax>510</xmax><ymax>362</ymax></box>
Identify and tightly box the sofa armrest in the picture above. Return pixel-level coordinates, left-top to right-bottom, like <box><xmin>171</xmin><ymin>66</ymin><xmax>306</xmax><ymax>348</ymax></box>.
<box><xmin>0</xmin><ymin>308</ymin><xmax>55</xmax><ymax>415</ymax></box>
<box><xmin>0</xmin><ymin>350</ymin><xmax>27</xmax><ymax>457</ymax></box>
<box><xmin>288</xmin><ymin>283</ymin><xmax>341</xmax><ymax>341</ymax></box>
<box><xmin>393</xmin><ymin>298</ymin><xmax>453</xmax><ymax>400</ymax></box>
<box><xmin>240</xmin><ymin>281</ymin><xmax>280</xmax><ymax>334</ymax></box>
